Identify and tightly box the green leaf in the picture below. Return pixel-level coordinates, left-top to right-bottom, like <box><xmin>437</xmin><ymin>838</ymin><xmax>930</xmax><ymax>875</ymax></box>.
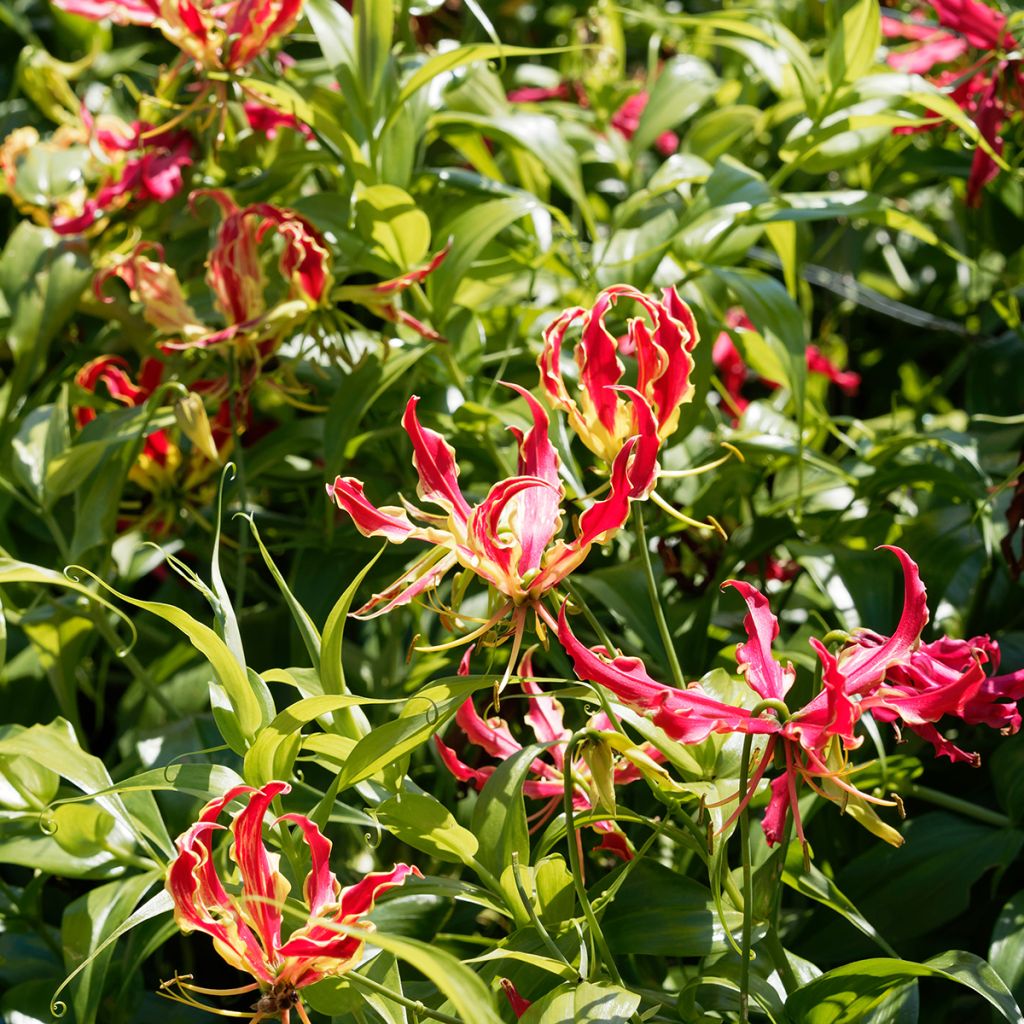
<box><xmin>785</xmin><ymin>952</ymin><xmax>1024</xmax><ymax>1023</ymax></box>
<box><xmin>66</xmin><ymin>567</ymin><xmax>268</xmax><ymax>749</ymax></box>
<box><xmin>396</xmin><ymin>44</ymin><xmax>567</xmax><ymax>109</ymax></box>
<box><xmin>427</xmin><ymin>194</ymin><xmax>540</xmax><ymax>321</ymax></box>
<box><xmin>354</xmin><ymin>182</ymin><xmax>431</xmax><ymax>268</ymax></box>
<box><xmin>519</xmin><ymin>981</ymin><xmax>641</xmax><ymax>1024</ymax></box>
<box><xmin>826</xmin><ymin>0</ymin><xmax>881</xmax><ymax>89</ymax></box>
<box><xmin>599</xmin><ymin>859</ymin><xmax>743</xmax><ymax>957</ymax></box>
<box><xmin>336</xmin><ymin>676</ymin><xmax>487</xmax><ymax>789</ymax></box>
<box><xmin>374</xmin><ymin>790</ymin><xmax>479</xmax><ymax>865</ymax></box>
<box><xmin>60</xmin><ymin>873</ymin><xmax>159</xmax><ymax>1024</ymax></box>
<box><xmin>991</xmin><ymin>892</ymin><xmax>1024</xmax><ymax>1007</ymax></box>
<box><xmin>0</xmin><ymin>719</ymin><xmax>171</xmax><ymax>860</ymax></box>
<box><xmin>471</xmin><ymin>742</ymin><xmax>538</xmax><ymax>880</ymax></box>
<box><xmin>714</xmin><ymin>267</ymin><xmax>808</xmax><ymax>424</ymax></box>
<box><xmin>0</xmin><ymin>223</ymin><xmax>91</xmax><ymax>420</ymax></box>
<box><xmin>354</xmin><ymin>0</ymin><xmax>393</xmax><ymax>110</ymax></box>
<box><xmin>242</xmin><ymin>693</ymin><xmax>392</xmax><ymax>785</ymax></box>
<box><xmin>350</xmin><ymin>928</ymin><xmax>505</xmax><ymax>1024</ymax></box>
<box><xmin>11</xmin><ymin>402</ymin><xmax>70</xmax><ymax>507</ymax></box>
<box><xmin>631</xmin><ymin>55</ymin><xmax>718</xmax><ymax>156</ymax></box>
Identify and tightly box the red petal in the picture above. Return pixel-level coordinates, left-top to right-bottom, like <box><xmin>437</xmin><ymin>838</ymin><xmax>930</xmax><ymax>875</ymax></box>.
<box><xmin>721</xmin><ymin>580</ymin><xmax>795</xmax><ymax>701</ymax></box>
<box><xmin>402</xmin><ymin>396</ymin><xmax>470</xmax><ymax>520</ymax></box>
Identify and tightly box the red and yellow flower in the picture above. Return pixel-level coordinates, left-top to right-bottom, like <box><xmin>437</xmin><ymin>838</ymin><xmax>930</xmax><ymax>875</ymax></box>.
<box><xmin>328</xmin><ymin>384</ymin><xmax>656</xmax><ymax>659</ymax></box>
<box><xmin>538</xmin><ymin>284</ymin><xmax>698</xmax><ymax>496</ymax></box>
<box><xmin>165</xmin><ymin>781</ymin><xmax>420</xmax><ymax>1023</ymax></box>
<box><xmin>559</xmin><ymin>546</ymin><xmax>1022</xmax><ymax>851</ymax></box>
<box><xmin>54</xmin><ymin>0</ymin><xmax>304</xmax><ymax>73</ymax></box>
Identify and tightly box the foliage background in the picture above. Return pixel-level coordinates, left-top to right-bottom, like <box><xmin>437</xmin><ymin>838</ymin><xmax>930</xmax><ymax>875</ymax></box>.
<box><xmin>0</xmin><ymin>0</ymin><xmax>1023</xmax><ymax>1022</ymax></box>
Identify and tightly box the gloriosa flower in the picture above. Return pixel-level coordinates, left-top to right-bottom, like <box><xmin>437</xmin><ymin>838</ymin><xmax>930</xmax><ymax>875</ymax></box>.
<box><xmin>75</xmin><ymin>355</ymin><xmax>232</xmax><ymax>534</ymax></box>
<box><xmin>96</xmin><ymin>189</ymin><xmax>330</xmax><ymax>360</ymax></box>
<box><xmin>327</xmin><ymin>384</ymin><xmax>656</xmax><ymax>647</ymax></box>
<box><xmin>538</xmin><ymin>284</ymin><xmax>698</xmax><ymax>494</ymax></box>
<box><xmin>165</xmin><ymin>781</ymin><xmax>420</xmax><ymax>1023</ymax></box>
<box><xmin>559</xmin><ymin>546</ymin><xmax>1022</xmax><ymax>850</ymax></box>
<box><xmin>54</xmin><ymin>0</ymin><xmax>304</xmax><ymax>73</ymax></box>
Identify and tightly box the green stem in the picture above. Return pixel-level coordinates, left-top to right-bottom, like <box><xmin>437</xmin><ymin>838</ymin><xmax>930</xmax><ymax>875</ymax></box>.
<box><xmin>902</xmin><ymin>783</ymin><xmax>1011</xmax><ymax>829</ymax></box>
<box><xmin>632</xmin><ymin>505</ymin><xmax>685</xmax><ymax>689</ymax></box>
<box><xmin>738</xmin><ymin>732</ymin><xmax>754</xmax><ymax>1024</ymax></box>
<box><xmin>511</xmin><ymin>851</ymin><xmax>578</xmax><ymax>975</ymax></box>
<box><xmin>345</xmin><ymin>972</ymin><xmax>463</xmax><ymax>1024</ymax></box>
<box><xmin>562</xmin><ymin>734</ymin><xmax>626</xmax><ymax>991</ymax></box>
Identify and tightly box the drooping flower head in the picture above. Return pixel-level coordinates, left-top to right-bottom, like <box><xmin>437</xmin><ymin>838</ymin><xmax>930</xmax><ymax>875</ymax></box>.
<box><xmin>559</xmin><ymin>546</ymin><xmax>1022</xmax><ymax>851</ymax></box>
<box><xmin>539</xmin><ymin>284</ymin><xmax>698</xmax><ymax>494</ymax></box>
<box><xmin>74</xmin><ymin>355</ymin><xmax>233</xmax><ymax>534</ymax></box>
<box><xmin>53</xmin><ymin>0</ymin><xmax>304</xmax><ymax>73</ymax></box>
<box><xmin>165</xmin><ymin>782</ymin><xmax>420</xmax><ymax>1022</ymax></box>
<box><xmin>96</xmin><ymin>189</ymin><xmax>331</xmax><ymax>361</ymax></box>
<box><xmin>327</xmin><ymin>384</ymin><xmax>657</xmax><ymax>659</ymax></box>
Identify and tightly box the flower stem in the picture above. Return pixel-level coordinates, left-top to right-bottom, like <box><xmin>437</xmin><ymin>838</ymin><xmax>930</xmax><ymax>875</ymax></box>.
<box><xmin>738</xmin><ymin>731</ymin><xmax>755</xmax><ymax>1024</ymax></box>
<box><xmin>345</xmin><ymin>972</ymin><xmax>463</xmax><ymax>1024</ymax></box>
<box><xmin>901</xmin><ymin>783</ymin><xmax>1011</xmax><ymax>829</ymax></box>
<box><xmin>632</xmin><ymin>505</ymin><xmax>685</xmax><ymax>689</ymax></box>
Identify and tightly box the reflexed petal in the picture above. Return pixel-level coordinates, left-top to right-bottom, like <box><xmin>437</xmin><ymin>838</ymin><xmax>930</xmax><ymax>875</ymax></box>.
<box><xmin>352</xmin><ymin>549</ymin><xmax>458</xmax><ymax>620</ymax></box>
<box><xmin>834</xmin><ymin>546</ymin><xmax>929</xmax><ymax>693</ymax></box>
<box><xmin>454</xmin><ymin>698</ymin><xmax>522</xmax><ymax>759</ymax></box>
<box><xmin>721</xmin><ymin>580</ymin><xmax>795</xmax><ymax>701</ymax></box>
<box><xmin>434</xmin><ymin>735</ymin><xmax>493</xmax><ymax>789</ymax></box>
<box><xmin>277</xmin><ymin>813</ymin><xmax>341</xmax><ymax>918</ymax></box>
<box><xmin>402</xmin><ymin>396</ymin><xmax>471</xmax><ymax>520</ymax></box>
<box><xmin>228</xmin><ymin>780</ymin><xmax>291</xmax><ymax>959</ymax></box>
<box><xmin>326</xmin><ymin>477</ymin><xmax>415</xmax><ymax>542</ymax></box>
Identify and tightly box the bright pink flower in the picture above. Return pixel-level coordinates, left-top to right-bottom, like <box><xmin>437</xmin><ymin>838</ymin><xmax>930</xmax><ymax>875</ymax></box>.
<box><xmin>327</xmin><ymin>384</ymin><xmax>657</xmax><ymax>629</ymax></box>
<box><xmin>882</xmin><ymin>1</ymin><xmax>1019</xmax><ymax>206</ymax></box>
<box><xmin>96</xmin><ymin>189</ymin><xmax>330</xmax><ymax>358</ymax></box>
<box><xmin>559</xmin><ymin>546</ymin><xmax>1020</xmax><ymax>848</ymax></box>
<box><xmin>713</xmin><ymin>309</ymin><xmax>860</xmax><ymax>421</ymax></box>
<box><xmin>538</xmin><ymin>284</ymin><xmax>698</xmax><ymax>495</ymax></box>
<box><xmin>166</xmin><ymin>782</ymin><xmax>419</xmax><ymax>1021</ymax></box>
<box><xmin>54</xmin><ymin>0</ymin><xmax>304</xmax><ymax>72</ymax></box>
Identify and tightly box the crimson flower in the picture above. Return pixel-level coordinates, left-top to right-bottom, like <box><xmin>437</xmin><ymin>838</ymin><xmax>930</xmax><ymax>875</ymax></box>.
<box><xmin>165</xmin><ymin>782</ymin><xmax>419</xmax><ymax>1023</ymax></box>
<box><xmin>0</xmin><ymin>112</ymin><xmax>191</xmax><ymax>235</ymax></box>
<box><xmin>327</xmin><ymin>384</ymin><xmax>655</xmax><ymax>658</ymax></box>
<box><xmin>882</xmin><ymin>0</ymin><xmax>1020</xmax><ymax>205</ymax></box>
<box><xmin>54</xmin><ymin>0</ymin><xmax>303</xmax><ymax>72</ymax></box>
<box><xmin>539</xmin><ymin>284</ymin><xmax>698</xmax><ymax>497</ymax></box>
<box><xmin>713</xmin><ymin>308</ymin><xmax>859</xmax><ymax>422</ymax></box>
<box><xmin>97</xmin><ymin>189</ymin><xmax>331</xmax><ymax>360</ymax></box>
<box><xmin>559</xmin><ymin>546</ymin><xmax>1021</xmax><ymax>849</ymax></box>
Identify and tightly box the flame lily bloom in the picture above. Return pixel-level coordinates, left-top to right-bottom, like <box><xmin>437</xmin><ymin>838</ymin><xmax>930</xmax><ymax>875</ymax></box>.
<box><xmin>713</xmin><ymin>308</ymin><xmax>859</xmax><ymax>422</ymax></box>
<box><xmin>164</xmin><ymin>781</ymin><xmax>420</xmax><ymax>1023</ymax></box>
<box><xmin>53</xmin><ymin>0</ymin><xmax>304</xmax><ymax>73</ymax></box>
<box><xmin>327</xmin><ymin>384</ymin><xmax>656</xmax><ymax>665</ymax></box>
<box><xmin>882</xmin><ymin>1</ymin><xmax>1019</xmax><ymax>206</ymax></box>
<box><xmin>97</xmin><ymin>189</ymin><xmax>330</xmax><ymax>361</ymax></box>
<box><xmin>75</xmin><ymin>355</ymin><xmax>232</xmax><ymax>534</ymax></box>
<box><xmin>539</xmin><ymin>284</ymin><xmax>698</xmax><ymax>495</ymax></box>
<box><xmin>435</xmin><ymin>653</ymin><xmax>663</xmax><ymax>859</ymax></box>
<box><xmin>559</xmin><ymin>546</ymin><xmax>1021</xmax><ymax>850</ymax></box>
